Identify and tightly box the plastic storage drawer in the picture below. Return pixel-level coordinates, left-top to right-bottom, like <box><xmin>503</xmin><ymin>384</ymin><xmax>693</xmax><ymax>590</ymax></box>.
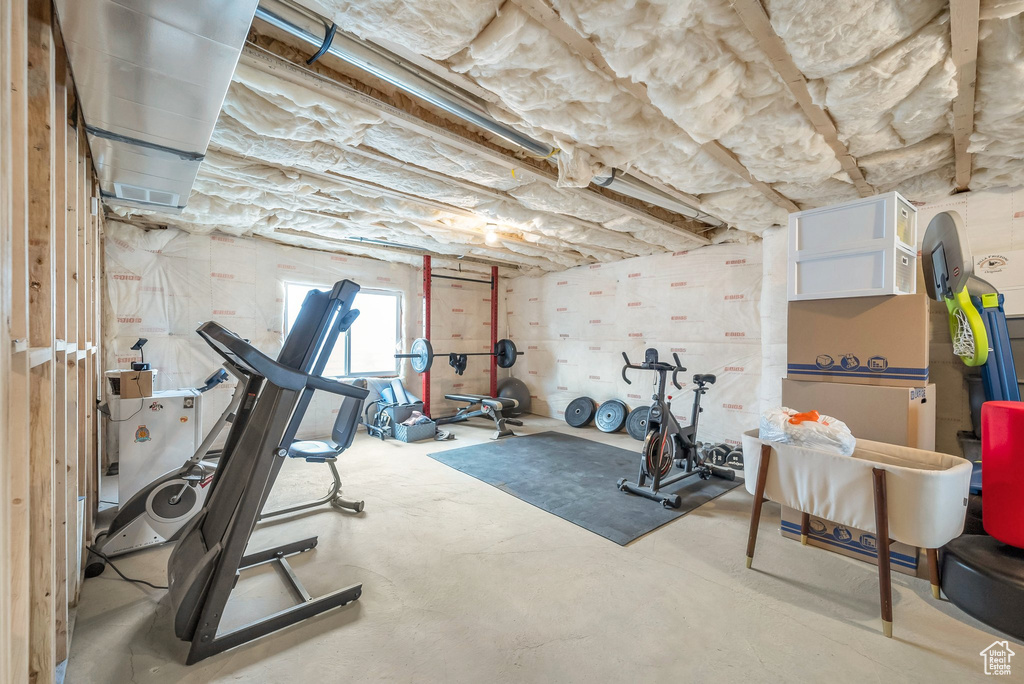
<box><xmin>789</xmin><ymin>191</ymin><xmax>917</xmax><ymax>301</ymax></box>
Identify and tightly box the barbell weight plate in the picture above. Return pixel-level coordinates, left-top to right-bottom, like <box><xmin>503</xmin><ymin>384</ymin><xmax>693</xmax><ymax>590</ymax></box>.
<box><xmin>410</xmin><ymin>337</ymin><xmax>433</xmax><ymax>373</ymax></box>
<box><xmin>565</xmin><ymin>396</ymin><xmax>596</xmax><ymax>428</ymax></box>
<box><xmin>596</xmin><ymin>399</ymin><xmax>628</xmax><ymax>433</ymax></box>
<box><xmin>625</xmin><ymin>406</ymin><xmax>650</xmax><ymax>441</ymax></box>
<box><xmin>495</xmin><ymin>338</ymin><xmax>518</xmax><ymax>369</ymax></box>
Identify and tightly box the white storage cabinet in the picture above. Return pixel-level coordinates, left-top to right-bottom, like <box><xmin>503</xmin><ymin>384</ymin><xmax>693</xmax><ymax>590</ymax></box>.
<box><xmin>788</xmin><ymin>191</ymin><xmax>917</xmax><ymax>301</ymax></box>
<box><xmin>110</xmin><ymin>388</ymin><xmax>203</xmax><ymax>503</ymax></box>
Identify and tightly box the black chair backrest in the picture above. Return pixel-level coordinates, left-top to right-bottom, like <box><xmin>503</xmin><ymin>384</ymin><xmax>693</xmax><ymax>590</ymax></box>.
<box><xmin>330</xmin><ymin>397</ymin><xmax>362</xmax><ymax>452</ymax></box>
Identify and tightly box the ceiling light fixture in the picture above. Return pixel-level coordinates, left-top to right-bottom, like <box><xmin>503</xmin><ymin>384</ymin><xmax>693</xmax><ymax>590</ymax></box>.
<box><xmin>484</xmin><ymin>224</ymin><xmax>500</xmax><ymax>246</ymax></box>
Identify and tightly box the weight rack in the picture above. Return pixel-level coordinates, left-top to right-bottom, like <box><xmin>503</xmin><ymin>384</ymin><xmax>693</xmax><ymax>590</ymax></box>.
<box><xmin>421</xmin><ymin>255</ymin><xmax>499</xmax><ymax>417</ymax></box>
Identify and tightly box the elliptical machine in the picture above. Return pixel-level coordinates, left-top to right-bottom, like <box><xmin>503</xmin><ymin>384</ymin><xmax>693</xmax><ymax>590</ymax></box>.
<box><xmin>617</xmin><ymin>348</ymin><xmax>735</xmax><ymax>508</ymax></box>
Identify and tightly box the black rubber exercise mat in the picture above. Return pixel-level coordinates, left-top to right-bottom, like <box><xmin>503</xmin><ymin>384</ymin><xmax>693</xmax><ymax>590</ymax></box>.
<box><xmin>428</xmin><ymin>431</ymin><xmax>743</xmax><ymax>545</ymax></box>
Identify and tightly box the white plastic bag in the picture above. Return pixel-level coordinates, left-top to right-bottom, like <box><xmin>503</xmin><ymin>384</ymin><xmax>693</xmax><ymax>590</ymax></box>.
<box><xmin>759</xmin><ymin>407</ymin><xmax>856</xmax><ymax>456</ymax></box>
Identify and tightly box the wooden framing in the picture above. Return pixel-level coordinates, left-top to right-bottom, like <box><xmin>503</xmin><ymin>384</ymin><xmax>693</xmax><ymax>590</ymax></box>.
<box><xmin>508</xmin><ymin>0</ymin><xmax>799</xmax><ymax>213</ymax></box>
<box><xmin>2</xmin><ymin>2</ymin><xmax>105</xmax><ymax>680</ymax></box>
<box><xmin>727</xmin><ymin>0</ymin><xmax>874</xmax><ymax>198</ymax></box>
<box><xmin>950</xmin><ymin>0</ymin><xmax>980</xmax><ymax>191</ymax></box>
<box><xmin>2</xmin><ymin>0</ymin><xmax>33</xmax><ymax>681</ymax></box>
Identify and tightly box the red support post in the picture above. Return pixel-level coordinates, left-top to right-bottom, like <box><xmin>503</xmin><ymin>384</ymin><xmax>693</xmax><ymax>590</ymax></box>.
<box><xmin>490</xmin><ymin>266</ymin><xmax>498</xmax><ymax>397</ymax></box>
<box><xmin>422</xmin><ymin>254</ymin><xmax>431</xmax><ymax>417</ymax></box>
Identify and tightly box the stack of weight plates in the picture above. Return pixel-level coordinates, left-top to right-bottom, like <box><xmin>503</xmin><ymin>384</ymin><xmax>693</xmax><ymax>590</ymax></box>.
<box><xmin>565</xmin><ymin>397</ymin><xmax>633</xmax><ymax>433</ymax></box>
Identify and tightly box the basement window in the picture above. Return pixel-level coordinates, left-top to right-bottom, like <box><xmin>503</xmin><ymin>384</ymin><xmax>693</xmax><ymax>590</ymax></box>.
<box><xmin>283</xmin><ymin>282</ymin><xmax>401</xmax><ymax>377</ymax></box>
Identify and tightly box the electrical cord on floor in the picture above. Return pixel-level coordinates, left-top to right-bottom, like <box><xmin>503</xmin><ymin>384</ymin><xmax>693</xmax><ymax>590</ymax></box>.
<box><xmin>86</xmin><ymin>541</ymin><xmax>168</xmax><ymax>591</ymax></box>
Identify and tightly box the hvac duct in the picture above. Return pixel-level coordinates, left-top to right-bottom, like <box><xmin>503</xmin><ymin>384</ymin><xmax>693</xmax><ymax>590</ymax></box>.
<box><xmin>254</xmin><ymin>0</ymin><xmax>722</xmax><ymax>228</ymax></box>
<box><xmin>54</xmin><ymin>0</ymin><xmax>260</xmax><ymax>212</ymax></box>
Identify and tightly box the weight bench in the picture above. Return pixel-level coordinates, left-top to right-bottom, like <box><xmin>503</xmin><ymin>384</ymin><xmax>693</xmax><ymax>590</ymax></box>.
<box><xmin>436</xmin><ymin>393</ymin><xmax>522</xmax><ymax>439</ymax></box>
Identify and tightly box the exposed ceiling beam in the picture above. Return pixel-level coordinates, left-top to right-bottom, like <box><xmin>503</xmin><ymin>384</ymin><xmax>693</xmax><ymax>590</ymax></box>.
<box><xmin>950</xmin><ymin>0</ymin><xmax>980</xmax><ymax>191</ymax></box>
<box><xmin>325</xmin><ymin>144</ymin><xmax>660</xmax><ymax>253</ymax></box>
<box><xmin>204</xmin><ymin>145</ymin><xmax>635</xmax><ymax>261</ymax></box>
<box><xmin>241</xmin><ymin>43</ymin><xmax>710</xmax><ymax>246</ymax></box>
<box><xmin>508</xmin><ymin>0</ymin><xmax>800</xmax><ymax>213</ymax></box>
<box><xmin>274</xmin><ymin>227</ymin><xmax>527</xmax><ymax>270</ymax></box>
<box><xmin>697</xmin><ymin>142</ymin><xmax>798</xmax><ymax>212</ymax></box>
<box><xmin>727</xmin><ymin>0</ymin><xmax>874</xmax><ymax>198</ymax></box>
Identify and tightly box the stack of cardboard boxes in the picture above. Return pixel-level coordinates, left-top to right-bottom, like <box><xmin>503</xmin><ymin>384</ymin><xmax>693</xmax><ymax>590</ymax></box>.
<box><xmin>781</xmin><ymin>192</ymin><xmax>934</xmax><ymax>575</ymax></box>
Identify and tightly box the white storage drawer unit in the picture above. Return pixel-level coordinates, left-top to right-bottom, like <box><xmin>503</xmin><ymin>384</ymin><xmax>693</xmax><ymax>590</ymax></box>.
<box><xmin>788</xmin><ymin>191</ymin><xmax>917</xmax><ymax>301</ymax></box>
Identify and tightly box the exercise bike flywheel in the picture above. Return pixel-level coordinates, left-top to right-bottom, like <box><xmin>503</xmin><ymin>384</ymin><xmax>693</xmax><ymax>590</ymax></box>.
<box><xmin>642</xmin><ymin>431</ymin><xmax>675</xmax><ymax>478</ymax></box>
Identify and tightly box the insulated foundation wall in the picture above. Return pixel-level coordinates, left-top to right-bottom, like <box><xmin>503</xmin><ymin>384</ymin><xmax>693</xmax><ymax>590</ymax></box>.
<box><xmin>103</xmin><ymin>224</ymin><xmax>498</xmax><ymax>447</ymax></box>
<box><xmin>505</xmin><ymin>242</ymin><xmax>763</xmax><ymax>445</ymax></box>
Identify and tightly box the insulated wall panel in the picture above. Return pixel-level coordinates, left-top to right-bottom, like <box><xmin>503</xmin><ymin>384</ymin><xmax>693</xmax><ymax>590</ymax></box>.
<box><xmin>103</xmin><ymin>222</ymin><xmax>498</xmax><ymax>446</ymax></box>
<box><xmin>506</xmin><ymin>241</ymin><xmax>764</xmax><ymax>445</ymax></box>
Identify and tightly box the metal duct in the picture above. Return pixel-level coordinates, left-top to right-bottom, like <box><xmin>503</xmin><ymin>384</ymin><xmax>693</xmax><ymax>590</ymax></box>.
<box><xmin>254</xmin><ymin>0</ymin><xmax>722</xmax><ymax>228</ymax></box>
<box><xmin>54</xmin><ymin>0</ymin><xmax>260</xmax><ymax>212</ymax></box>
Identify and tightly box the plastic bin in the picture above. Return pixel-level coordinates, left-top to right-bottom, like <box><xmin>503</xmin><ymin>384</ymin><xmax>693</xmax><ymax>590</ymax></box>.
<box><xmin>395</xmin><ymin>419</ymin><xmax>436</xmax><ymax>443</ymax></box>
<box><xmin>788</xmin><ymin>191</ymin><xmax>917</xmax><ymax>301</ymax></box>
<box><xmin>383</xmin><ymin>401</ymin><xmax>424</xmax><ymax>425</ymax></box>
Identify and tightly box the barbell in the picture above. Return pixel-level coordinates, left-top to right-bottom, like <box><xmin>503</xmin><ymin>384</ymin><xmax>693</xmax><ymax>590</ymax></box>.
<box><xmin>395</xmin><ymin>337</ymin><xmax>523</xmax><ymax>374</ymax></box>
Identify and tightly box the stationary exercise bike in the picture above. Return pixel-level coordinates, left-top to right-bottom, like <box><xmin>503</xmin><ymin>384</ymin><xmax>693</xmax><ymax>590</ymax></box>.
<box><xmin>617</xmin><ymin>348</ymin><xmax>735</xmax><ymax>508</ymax></box>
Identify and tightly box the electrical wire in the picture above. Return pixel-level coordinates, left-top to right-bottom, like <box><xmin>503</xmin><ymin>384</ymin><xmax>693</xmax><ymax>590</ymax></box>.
<box><xmin>87</xmin><ymin>542</ymin><xmax>168</xmax><ymax>591</ymax></box>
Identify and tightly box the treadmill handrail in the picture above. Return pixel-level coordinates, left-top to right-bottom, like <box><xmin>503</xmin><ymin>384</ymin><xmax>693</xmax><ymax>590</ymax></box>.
<box><xmin>197</xmin><ymin>322</ymin><xmax>367</xmax><ymax>400</ymax></box>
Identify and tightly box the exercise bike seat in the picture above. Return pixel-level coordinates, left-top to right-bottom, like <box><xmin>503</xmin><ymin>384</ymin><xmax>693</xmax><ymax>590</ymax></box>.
<box><xmin>693</xmin><ymin>374</ymin><xmax>717</xmax><ymax>385</ymax></box>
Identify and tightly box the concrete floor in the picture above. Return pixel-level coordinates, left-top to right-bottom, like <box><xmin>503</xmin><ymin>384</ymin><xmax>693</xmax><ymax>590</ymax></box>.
<box><xmin>68</xmin><ymin>417</ymin><xmax>1015</xmax><ymax>683</ymax></box>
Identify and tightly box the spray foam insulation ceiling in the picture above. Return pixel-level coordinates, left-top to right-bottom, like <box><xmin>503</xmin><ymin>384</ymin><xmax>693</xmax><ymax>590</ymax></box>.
<box><xmin>114</xmin><ymin>0</ymin><xmax>1024</xmax><ymax>272</ymax></box>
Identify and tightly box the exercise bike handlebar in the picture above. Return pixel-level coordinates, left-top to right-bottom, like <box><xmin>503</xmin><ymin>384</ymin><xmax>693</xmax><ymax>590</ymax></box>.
<box><xmin>621</xmin><ymin>352</ymin><xmax>686</xmax><ymax>389</ymax></box>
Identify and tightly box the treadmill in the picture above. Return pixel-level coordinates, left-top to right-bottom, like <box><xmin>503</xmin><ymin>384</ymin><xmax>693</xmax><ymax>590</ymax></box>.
<box><xmin>166</xmin><ymin>280</ymin><xmax>368</xmax><ymax>664</ymax></box>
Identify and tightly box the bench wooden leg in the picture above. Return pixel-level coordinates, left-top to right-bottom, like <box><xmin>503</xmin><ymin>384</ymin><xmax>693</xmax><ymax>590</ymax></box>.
<box><xmin>800</xmin><ymin>511</ymin><xmax>810</xmax><ymax>546</ymax></box>
<box><xmin>746</xmin><ymin>444</ymin><xmax>772</xmax><ymax>569</ymax></box>
<box><xmin>927</xmin><ymin>548</ymin><xmax>941</xmax><ymax>600</ymax></box>
<box><xmin>872</xmin><ymin>468</ymin><xmax>893</xmax><ymax>638</ymax></box>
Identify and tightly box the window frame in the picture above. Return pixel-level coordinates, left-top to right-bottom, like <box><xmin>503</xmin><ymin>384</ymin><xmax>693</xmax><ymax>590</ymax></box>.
<box><xmin>283</xmin><ymin>281</ymin><xmax>402</xmax><ymax>379</ymax></box>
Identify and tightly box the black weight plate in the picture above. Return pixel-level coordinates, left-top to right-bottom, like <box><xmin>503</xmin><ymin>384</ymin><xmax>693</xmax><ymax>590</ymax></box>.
<box><xmin>565</xmin><ymin>396</ymin><xmax>596</xmax><ymax>428</ymax></box>
<box><xmin>596</xmin><ymin>399</ymin><xmax>628</xmax><ymax>433</ymax></box>
<box><xmin>410</xmin><ymin>337</ymin><xmax>433</xmax><ymax>373</ymax></box>
<box><xmin>495</xmin><ymin>338</ymin><xmax>518</xmax><ymax>368</ymax></box>
<box><xmin>625</xmin><ymin>406</ymin><xmax>650</xmax><ymax>441</ymax></box>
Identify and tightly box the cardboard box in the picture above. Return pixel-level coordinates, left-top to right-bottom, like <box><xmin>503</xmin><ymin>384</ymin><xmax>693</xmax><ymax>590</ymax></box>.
<box><xmin>787</xmin><ymin>294</ymin><xmax>929</xmax><ymax>387</ymax></box>
<box><xmin>780</xmin><ymin>506</ymin><xmax>919</xmax><ymax>576</ymax></box>
<box><xmin>781</xmin><ymin>379</ymin><xmax>935</xmax><ymax>450</ymax></box>
<box><xmin>115</xmin><ymin>370</ymin><xmax>154</xmax><ymax>398</ymax></box>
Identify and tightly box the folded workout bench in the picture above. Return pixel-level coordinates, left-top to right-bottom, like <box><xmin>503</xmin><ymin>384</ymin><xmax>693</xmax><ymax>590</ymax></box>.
<box><xmin>436</xmin><ymin>393</ymin><xmax>521</xmax><ymax>439</ymax></box>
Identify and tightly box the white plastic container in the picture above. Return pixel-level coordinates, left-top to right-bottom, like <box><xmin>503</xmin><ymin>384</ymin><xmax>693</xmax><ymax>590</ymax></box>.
<box><xmin>788</xmin><ymin>192</ymin><xmax>917</xmax><ymax>301</ymax></box>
